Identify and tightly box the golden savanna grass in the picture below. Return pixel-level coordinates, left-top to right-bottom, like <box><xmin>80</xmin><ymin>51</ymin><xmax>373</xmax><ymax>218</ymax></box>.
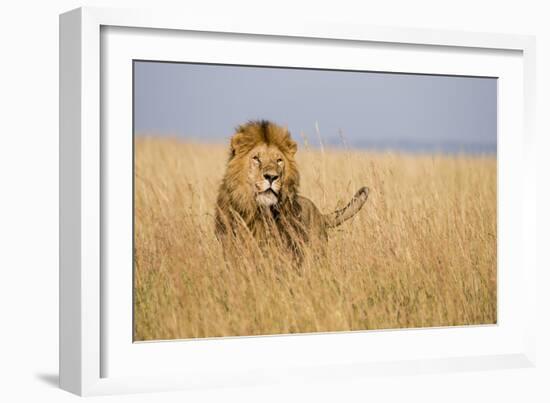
<box><xmin>134</xmin><ymin>137</ymin><xmax>496</xmax><ymax>341</ymax></box>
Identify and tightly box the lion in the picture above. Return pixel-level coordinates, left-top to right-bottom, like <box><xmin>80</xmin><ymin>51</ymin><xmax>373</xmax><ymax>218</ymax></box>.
<box><xmin>215</xmin><ymin>120</ymin><xmax>369</xmax><ymax>262</ymax></box>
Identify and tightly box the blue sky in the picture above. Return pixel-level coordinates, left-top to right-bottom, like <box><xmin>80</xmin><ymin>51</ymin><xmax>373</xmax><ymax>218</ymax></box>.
<box><xmin>134</xmin><ymin>61</ymin><xmax>497</xmax><ymax>154</ymax></box>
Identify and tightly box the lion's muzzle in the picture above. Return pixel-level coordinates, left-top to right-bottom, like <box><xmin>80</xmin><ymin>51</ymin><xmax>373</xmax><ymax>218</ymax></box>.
<box><xmin>255</xmin><ymin>175</ymin><xmax>281</xmax><ymax>207</ymax></box>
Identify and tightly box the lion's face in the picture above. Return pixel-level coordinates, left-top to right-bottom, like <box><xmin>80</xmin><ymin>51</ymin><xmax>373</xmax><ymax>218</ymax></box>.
<box><xmin>248</xmin><ymin>143</ymin><xmax>286</xmax><ymax>207</ymax></box>
<box><xmin>219</xmin><ymin>121</ymin><xmax>300</xmax><ymax>217</ymax></box>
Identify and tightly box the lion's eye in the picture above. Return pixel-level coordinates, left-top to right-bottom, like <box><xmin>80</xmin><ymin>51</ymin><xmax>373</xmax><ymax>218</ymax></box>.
<box><xmin>252</xmin><ymin>156</ymin><xmax>260</xmax><ymax>164</ymax></box>
<box><xmin>277</xmin><ymin>158</ymin><xmax>284</xmax><ymax>165</ymax></box>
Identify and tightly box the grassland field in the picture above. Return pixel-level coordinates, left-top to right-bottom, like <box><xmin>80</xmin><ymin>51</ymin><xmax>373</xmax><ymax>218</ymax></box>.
<box><xmin>134</xmin><ymin>137</ymin><xmax>496</xmax><ymax>341</ymax></box>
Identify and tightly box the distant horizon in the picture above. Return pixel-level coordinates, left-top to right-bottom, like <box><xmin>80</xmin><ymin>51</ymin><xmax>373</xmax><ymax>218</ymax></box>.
<box><xmin>134</xmin><ymin>61</ymin><xmax>497</xmax><ymax>155</ymax></box>
<box><xmin>135</xmin><ymin>131</ymin><xmax>497</xmax><ymax>156</ymax></box>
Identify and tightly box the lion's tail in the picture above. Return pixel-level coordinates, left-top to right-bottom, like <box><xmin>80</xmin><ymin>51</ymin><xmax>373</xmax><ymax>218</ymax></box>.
<box><xmin>324</xmin><ymin>187</ymin><xmax>369</xmax><ymax>228</ymax></box>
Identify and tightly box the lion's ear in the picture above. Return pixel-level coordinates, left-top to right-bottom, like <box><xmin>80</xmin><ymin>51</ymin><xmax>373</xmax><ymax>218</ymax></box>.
<box><xmin>282</xmin><ymin>128</ymin><xmax>297</xmax><ymax>155</ymax></box>
<box><xmin>230</xmin><ymin>132</ymin><xmax>246</xmax><ymax>156</ymax></box>
<box><xmin>287</xmin><ymin>139</ymin><xmax>298</xmax><ymax>156</ymax></box>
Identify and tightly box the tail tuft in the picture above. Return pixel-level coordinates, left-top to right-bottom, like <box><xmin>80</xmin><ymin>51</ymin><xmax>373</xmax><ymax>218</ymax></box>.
<box><xmin>324</xmin><ymin>187</ymin><xmax>369</xmax><ymax>228</ymax></box>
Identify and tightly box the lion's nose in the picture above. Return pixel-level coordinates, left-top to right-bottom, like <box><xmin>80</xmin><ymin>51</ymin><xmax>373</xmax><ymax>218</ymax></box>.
<box><xmin>264</xmin><ymin>173</ymin><xmax>279</xmax><ymax>184</ymax></box>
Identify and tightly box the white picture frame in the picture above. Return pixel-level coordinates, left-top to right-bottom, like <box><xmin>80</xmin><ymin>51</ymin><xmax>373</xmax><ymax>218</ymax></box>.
<box><xmin>59</xmin><ymin>6</ymin><xmax>537</xmax><ymax>396</ymax></box>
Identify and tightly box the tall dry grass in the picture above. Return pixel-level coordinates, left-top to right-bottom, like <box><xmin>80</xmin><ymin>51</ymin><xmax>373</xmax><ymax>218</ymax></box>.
<box><xmin>134</xmin><ymin>137</ymin><xmax>496</xmax><ymax>341</ymax></box>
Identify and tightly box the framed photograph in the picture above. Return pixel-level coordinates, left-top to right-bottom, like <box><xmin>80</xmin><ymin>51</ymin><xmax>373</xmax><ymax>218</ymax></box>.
<box><xmin>59</xmin><ymin>6</ymin><xmax>537</xmax><ymax>396</ymax></box>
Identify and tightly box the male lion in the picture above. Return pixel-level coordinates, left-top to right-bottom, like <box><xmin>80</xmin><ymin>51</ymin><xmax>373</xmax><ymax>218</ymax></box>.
<box><xmin>215</xmin><ymin>120</ymin><xmax>369</xmax><ymax>262</ymax></box>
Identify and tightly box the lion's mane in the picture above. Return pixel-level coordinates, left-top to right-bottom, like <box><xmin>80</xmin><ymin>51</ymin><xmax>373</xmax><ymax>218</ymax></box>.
<box><xmin>215</xmin><ymin>120</ymin><xmax>301</xmax><ymax>233</ymax></box>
